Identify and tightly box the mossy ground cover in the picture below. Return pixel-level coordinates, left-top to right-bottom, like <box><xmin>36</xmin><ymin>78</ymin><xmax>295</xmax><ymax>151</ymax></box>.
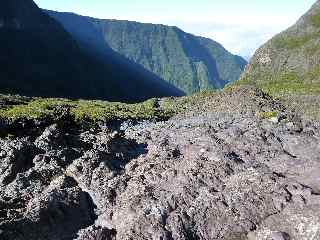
<box><xmin>0</xmin><ymin>97</ymin><xmax>171</xmax><ymax>123</ymax></box>
<box><xmin>236</xmin><ymin>69</ymin><xmax>320</xmax><ymax>96</ymax></box>
<box><xmin>0</xmin><ymin>90</ymin><xmax>220</xmax><ymax>124</ymax></box>
<box><xmin>257</xmin><ymin>111</ymin><xmax>278</xmax><ymax>120</ymax></box>
<box><xmin>234</xmin><ymin>68</ymin><xmax>320</xmax><ymax>120</ymax></box>
<box><xmin>261</xmin><ymin>76</ymin><xmax>320</xmax><ymax>96</ymax></box>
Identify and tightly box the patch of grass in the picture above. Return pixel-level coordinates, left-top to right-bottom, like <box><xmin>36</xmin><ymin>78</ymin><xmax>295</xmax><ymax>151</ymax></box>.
<box><xmin>257</xmin><ymin>111</ymin><xmax>278</xmax><ymax>119</ymax></box>
<box><xmin>304</xmin><ymin>41</ymin><xmax>320</xmax><ymax>56</ymax></box>
<box><xmin>304</xmin><ymin>64</ymin><xmax>320</xmax><ymax>82</ymax></box>
<box><xmin>71</xmin><ymin>99</ymin><xmax>163</xmax><ymax>122</ymax></box>
<box><xmin>235</xmin><ymin>70</ymin><xmax>320</xmax><ymax>96</ymax></box>
<box><xmin>161</xmin><ymin>89</ymin><xmax>218</xmax><ymax>114</ymax></box>
<box><xmin>272</xmin><ymin>28</ymin><xmax>320</xmax><ymax>50</ymax></box>
<box><xmin>229</xmin><ymin>77</ymin><xmax>257</xmax><ymax>88</ymax></box>
<box><xmin>0</xmin><ymin>91</ymin><xmax>222</xmax><ymax>124</ymax></box>
<box><xmin>232</xmin><ymin>66</ymin><xmax>320</xmax><ymax>120</ymax></box>
<box><xmin>0</xmin><ymin>89</ymin><xmax>221</xmax><ymax>125</ymax></box>
<box><xmin>262</xmin><ymin>70</ymin><xmax>320</xmax><ymax>96</ymax></box>
<box><xmin>0</xmin><ymin>98</ymin><xmax>70</xmax><ymax>120</ymax></box>
<box><xmin>273</xmin><ymin>34</ymin><xmax>314</xmax><ymax>50</ymax></box>
<box><xmin>310</xmin><ymin>13</ymin><xmax>320</xmax><ymax>28</ymax></box>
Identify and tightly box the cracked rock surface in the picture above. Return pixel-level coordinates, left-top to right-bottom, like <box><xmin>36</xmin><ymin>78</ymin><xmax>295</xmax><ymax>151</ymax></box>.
<box><xmin>0</xmin><ymin>87</ymin><xmax>320</xmax><ymax>240</ymax></box>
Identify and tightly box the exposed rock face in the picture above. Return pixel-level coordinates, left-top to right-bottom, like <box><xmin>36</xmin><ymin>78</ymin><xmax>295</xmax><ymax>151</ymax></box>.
<box><xmin>0</xmin><ymin>87</ymin><xmax>319</xmax><ymax>240</ymax></box>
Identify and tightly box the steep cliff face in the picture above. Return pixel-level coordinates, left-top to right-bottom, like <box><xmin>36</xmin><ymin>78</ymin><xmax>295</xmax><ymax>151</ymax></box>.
<box><xmin>93</xmin><ymin>20</ymin><xmax>247</xmax><ymax>94</ymax></box>
<box><xmin>48</xmin><ymin>11</ymin><xmax>247</xmax><ymax>95</ymax></box>
<box><xmin>0</xmin><ymin>0</ymin><xmax>184</xmax><ymax>102</ymax></box>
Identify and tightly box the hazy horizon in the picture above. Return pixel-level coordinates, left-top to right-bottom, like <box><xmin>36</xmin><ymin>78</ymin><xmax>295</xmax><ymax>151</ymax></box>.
<box><xmin>34</xmin><ymin>0</ymin><xmax>316</xmax><ymax>58</ymax></box>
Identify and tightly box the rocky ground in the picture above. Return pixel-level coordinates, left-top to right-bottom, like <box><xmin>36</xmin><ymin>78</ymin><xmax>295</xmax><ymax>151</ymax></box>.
<box><xmin>0</xmin><ymin>87</ymin><xmax>319</xmax><ymax>240</ymax></box>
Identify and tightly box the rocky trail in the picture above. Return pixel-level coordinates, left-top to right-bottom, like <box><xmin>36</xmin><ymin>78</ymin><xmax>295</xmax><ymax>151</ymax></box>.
<box><xmin>0</xmin><ymin>87</ymin><xmax>319</xmax><ymax>240</ymax></box>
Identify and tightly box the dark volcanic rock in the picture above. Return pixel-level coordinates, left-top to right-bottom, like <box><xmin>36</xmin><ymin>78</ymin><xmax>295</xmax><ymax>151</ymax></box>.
<box><xmin>0</xmin><ymin>88</ymin><xmax>319</xmax><ymax>240</ymax></box>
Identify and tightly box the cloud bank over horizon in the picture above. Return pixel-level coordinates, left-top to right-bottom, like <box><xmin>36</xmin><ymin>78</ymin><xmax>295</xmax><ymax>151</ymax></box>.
<box><xmin>169</xmin><ymin>14</ymin><xmax>303</xmax><ymax>59</ymax></box>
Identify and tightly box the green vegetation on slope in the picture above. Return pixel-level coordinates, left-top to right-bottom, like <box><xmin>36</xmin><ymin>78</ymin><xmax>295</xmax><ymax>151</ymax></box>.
<box><xmin>234</xmin><ymin>1</ymin><xmax>320</xmax><ymax>119</ymax></box>
<box><xmin>0</xmin><ymin>98</ymin><xmax>167</xmax><ymax>123</ymax></box>
<box><xmin>93</xmin><ymin>20</ymin><xmax>247</xmax><ymax>94</ymax></box>
<box><xmin>310</xmin><ymin>12</ymin><xmax>320</xmax><ymax>27</ymax></box>
<box><xmin>272</xmin><ymin>32</ymin><xmax>320</xmax><ymax>50</ymax></box>
<box><xmin>236</xmin><ymin>69</ymin><xmax>320</xmax><ymax>96</ymax></box>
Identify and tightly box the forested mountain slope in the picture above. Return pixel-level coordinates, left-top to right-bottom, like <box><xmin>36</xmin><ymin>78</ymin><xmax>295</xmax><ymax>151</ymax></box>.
<box><xmin>48</xmin><ymin>11</ymin><xmax>247</xmax><ymax>94</ymax></box>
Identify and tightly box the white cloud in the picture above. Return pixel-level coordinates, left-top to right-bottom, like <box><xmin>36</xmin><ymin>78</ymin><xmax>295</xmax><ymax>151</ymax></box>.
<box><xmin>170</xmin><ymin>14</ymin><xmax>300</xmax><ymax>57</ymax></box>
<box><xmin>198</xmin><ymin>23</ymin><xmax>284</xmax><ymax>58</ymax></box>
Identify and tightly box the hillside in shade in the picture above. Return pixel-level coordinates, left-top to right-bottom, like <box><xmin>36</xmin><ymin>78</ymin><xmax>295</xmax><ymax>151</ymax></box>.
<box><xmin>0</xmin><ymin>0</ymin><xmax>184</xmax><ymax>102</ymax></box>
<box><xmin>47</xmin><ymin>11</ymin><xmax>247</xmax><ymax>95</ymax></box>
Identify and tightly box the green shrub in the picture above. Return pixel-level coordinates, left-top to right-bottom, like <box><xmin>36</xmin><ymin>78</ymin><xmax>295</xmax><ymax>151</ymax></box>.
<box><xmin>0</xmin><ymin>97</ymin><xmax>174</xmax><ymax>123</ymax></box>
<box><xmin>257</xmin><ymin>111</ymin><xmax>278</xmax><ymax>119</ymax></box>
<box><xmin>310</xmin><ymin>13</ymin><xmax>320</xmax><ymax>27</ymax></box>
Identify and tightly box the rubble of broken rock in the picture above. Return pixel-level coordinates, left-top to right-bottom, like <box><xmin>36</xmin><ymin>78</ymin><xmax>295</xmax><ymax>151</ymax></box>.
<box><xmin>0</xmin><ymin>87</ymin><xmax>319</xmax><ymax>240</ymax></box>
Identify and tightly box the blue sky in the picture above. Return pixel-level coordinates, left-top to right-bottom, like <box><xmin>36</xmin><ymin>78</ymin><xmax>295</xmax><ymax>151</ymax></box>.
<box><xmin>34</xmin><ymin>0</ymin><xmax>316</xmax><ymax>58</ymax></box>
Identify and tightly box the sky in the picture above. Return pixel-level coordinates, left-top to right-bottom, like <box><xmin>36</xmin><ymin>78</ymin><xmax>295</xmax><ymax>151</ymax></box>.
<box><xmin>34</xmin><ymin>0</ymin><xmax>316</xmax><ymax>58</ymax></box>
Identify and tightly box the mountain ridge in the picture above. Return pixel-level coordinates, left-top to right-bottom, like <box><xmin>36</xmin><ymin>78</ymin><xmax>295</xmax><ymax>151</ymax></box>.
<box><xmin>47</xmin><ymin>10</ymin><xmax>247</xmax><ymax>94</ymax></box>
